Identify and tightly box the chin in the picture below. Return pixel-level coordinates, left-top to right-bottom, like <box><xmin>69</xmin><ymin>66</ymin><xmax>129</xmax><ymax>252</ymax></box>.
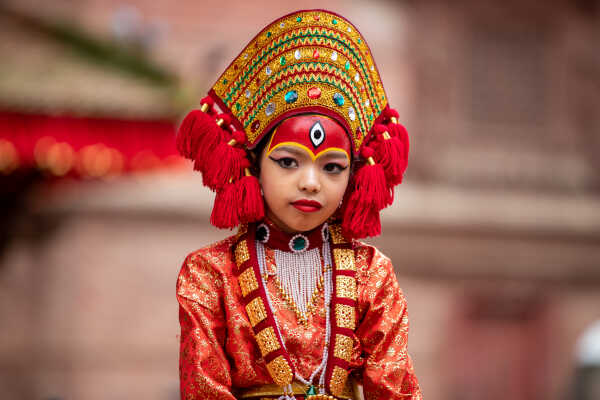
<box><xmin>289</xmin><ymin>215</ymin><xmax>326</xmax><ymax>233</ymax></box>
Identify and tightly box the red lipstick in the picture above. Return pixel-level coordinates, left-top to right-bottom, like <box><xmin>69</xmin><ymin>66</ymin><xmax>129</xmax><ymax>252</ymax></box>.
<box><xmin>291</xmin><ymin>199</ymin><xmax>322</xmax><ymax>213</ymax></box>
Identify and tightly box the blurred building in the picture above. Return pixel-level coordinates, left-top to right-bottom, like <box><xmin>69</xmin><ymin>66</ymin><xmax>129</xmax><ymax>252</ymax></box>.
<box><xmin>0</xmin><ymin>1</ymin><xmax>599</xmax><ymax>400</ymax></box>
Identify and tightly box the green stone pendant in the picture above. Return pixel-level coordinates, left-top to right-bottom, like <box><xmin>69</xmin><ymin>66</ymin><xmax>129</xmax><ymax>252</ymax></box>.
<box><xmin>306</xmin><ymin>385</ymin><xmax>317</xmax><ymax>397</ymax></box>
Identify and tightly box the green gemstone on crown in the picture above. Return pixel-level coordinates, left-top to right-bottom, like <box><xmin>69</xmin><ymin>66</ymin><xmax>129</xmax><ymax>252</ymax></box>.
<box><xmin>284</xmin><ymin>90</ymin><xmax>298</xmax><ymax>104</ymax></box>
<box><xmin>333</xmin><ymin>92</ymin><xmax>345</xmax><ymax>106</ymax></box>
<box><xmin>306</xmin><ymin>385</ymin><xmax>317</xmax><ymax>396</ymax></box>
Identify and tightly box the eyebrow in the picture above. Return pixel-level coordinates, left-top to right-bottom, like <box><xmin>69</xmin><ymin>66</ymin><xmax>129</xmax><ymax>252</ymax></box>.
<box><xmin>272</xmin><ymin>146</ymin><xmax>350</xmax><ymax>162</ymax></box>
<box><xmin>319</xmin><ymin>151</ymin><xmax>349</xmax><ymax>161</ymax></box>
<box><xmin>271</xmin><ymin>145</ymin><xmax>305</xmax><ymax>156</ymax></box>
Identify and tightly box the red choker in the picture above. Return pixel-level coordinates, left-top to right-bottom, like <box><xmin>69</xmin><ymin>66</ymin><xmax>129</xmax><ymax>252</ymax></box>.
<box><xmin>255</xmin><ymin>219</ymin><xmax>329</xmax><ymax>253</ymax></box>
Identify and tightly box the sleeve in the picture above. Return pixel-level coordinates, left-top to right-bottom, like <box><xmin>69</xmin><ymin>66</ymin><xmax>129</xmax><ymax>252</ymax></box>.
<box><xmin>176</xmin><ymin>252</ymin><xmax>236</xmax><ymax>400</ymax></box>
<box><xmin>355</xmin><ymin>248</ymin><xmax>422</xmax><ymax>400</ymax></box>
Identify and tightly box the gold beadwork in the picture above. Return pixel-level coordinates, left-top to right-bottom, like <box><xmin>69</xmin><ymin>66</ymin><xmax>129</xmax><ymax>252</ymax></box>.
<box><xmin>235</xmin><ymin>240</ymin><xmax>250</xmax><ymax>267</ymax></box>
<box><xmin>266</xmin><ymin>355</ymin><xmax>294</xmax><ymax>386</ymax></box>
<box><xmin>245</xmin><ymin>297</ymin><xmax>267</xmax><ymax>327</ymax></box>
<box><xmin>333</xmin><ymin>334</ymin><xmax>354</xmax><ymax>362</ymax></box>
<box><xmin>329</xmin><ymin>224</ymin><xmax>347</xmax><ymax>244</ymax></box>
<box><xmin>210</xmin><ymin>10</ymin><xmax>388</xmax><ymax>154</ymax></box>
<box><xmin>238</xmin><ymin>267</ymin><xmax>259</xmax><ymax>297</ymax></box>
<box><xmin>329</xmin><ymin>366</ymin><xmax>350</xmax><ymax>397</ymax></box>
<box><xmin>336</xmin><ymin>275</ymin><xmax>356</xmax><ymax>300</ymax></box>
<box><xmin>273</xmin><ymin>273</ymin><xmax>324</xmax><ymax>328</ymax></box>
<box><xmin>333</xmin><ymin>249</ymin><xmax>355</xmax><ymax>271</ymax></box>
<box><xmin>255</xmin><ymin>327</ymin><xmax>280</xmax><ymax>355</ymax></box>
<box><xmin>335</xmin><ymin>303</ymin><xmax>356</xmax><ymax>330</ymax></box>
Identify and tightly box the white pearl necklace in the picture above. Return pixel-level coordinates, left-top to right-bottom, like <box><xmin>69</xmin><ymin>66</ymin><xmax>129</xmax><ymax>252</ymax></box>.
<box><xmin>256</xmin><ymin>224</ymin><xmax>334</xmax><ymax>399</ymax></box>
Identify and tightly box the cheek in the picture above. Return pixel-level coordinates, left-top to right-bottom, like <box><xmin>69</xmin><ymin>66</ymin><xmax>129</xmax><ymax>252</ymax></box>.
<box><xmin>259</xmin><ymin>159</ymin><xmax>286</xmax><ymax>207</ymax></box>
<box><xmin>325</xmin><ymin>171</ymin><xmax>350</xmax><ymax>205</ymax></box>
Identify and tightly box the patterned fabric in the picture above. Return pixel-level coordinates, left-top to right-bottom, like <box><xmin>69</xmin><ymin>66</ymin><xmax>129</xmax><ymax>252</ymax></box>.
<box><xmin>177</xmin><ymin>236</ymin><xmax>422</xmax><ymax>399</ymax></box>
<box><xmin>208</xmin><ymin>10</ymin><xmax>389</xmax><ymax>155</ymax></box>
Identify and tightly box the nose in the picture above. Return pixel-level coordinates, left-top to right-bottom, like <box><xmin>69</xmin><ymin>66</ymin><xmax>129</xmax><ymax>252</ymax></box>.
<box><xmin>298</xmin><ymin>165</ymin><xmax>321</xmax><ymax>193</ymax></box>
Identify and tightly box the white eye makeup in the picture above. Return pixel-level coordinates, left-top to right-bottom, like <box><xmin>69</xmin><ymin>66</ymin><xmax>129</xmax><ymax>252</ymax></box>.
<box><xmin>309</xmin><ymin>121</ymin><xmax>325</xmax><ymax>148</ymax></box>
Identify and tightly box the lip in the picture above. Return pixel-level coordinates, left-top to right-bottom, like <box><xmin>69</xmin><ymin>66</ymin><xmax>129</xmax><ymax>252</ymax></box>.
<box><xmin>291</xmin><ymin>199</ymin><xmax>322</xmax><ymax>213</ymax></box>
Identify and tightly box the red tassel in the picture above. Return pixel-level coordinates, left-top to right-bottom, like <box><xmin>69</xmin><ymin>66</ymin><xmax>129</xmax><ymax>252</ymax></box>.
<box><xmin>342</xmin><ymin>203</ymin><xmax>381</xmax><ymax>238</ymax></box>
<box><xmin>388</xmin><ymin>121</ymin><xmax>409</xmax><ymax>162</ymax></box>
<box><xmin>210</xmin><ymin>182</ymin><xmax>240</xmax><ymax>229</ymax></box>
<box><xmin>339</xmin><ymin>147</ymin><xmax>391</xmax><ymax>239</ymax></box>
<box><xmin>202</xmin><ymin>131</ymin><xmax>248</xmax><ymax>190</ymax></box>
<box><xmin>193</xmin><ymin>113</ymin><xmax>231</xmax><ymax>173</ymax></box>
<box><xmin>354</xmin><ymin>147</ymin><xmax>392</xmax><ymax>209</ymax></box>
<box><xmin>176</xmin><ymin>109</ymin><xmax>214</xmax><ymax>160</ymax></box>
<box><xmin>383</xmin><ymin>107</ymin><xmax>399</xmax><ymax>124</ymax></box>
<box><xmin>200</xmin><ymin>96</ymin><xmax>215</xmax><ymax>115</ymax></box>
<box><xmin>372</xmin><ymin>124</ymin><xmax>406</xmax><ymax>185</ymax></box>
<box><xmin>237</xmin><ymin>169</ymin><xmax>264</xmax><ymax>223</ymax></box>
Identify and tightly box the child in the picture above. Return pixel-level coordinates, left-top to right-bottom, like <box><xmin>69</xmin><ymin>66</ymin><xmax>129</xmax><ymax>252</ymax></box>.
<box><xmin>175</xmin><ymin>10</ymin><xmax>421</xmax><ymax>400</ymax></box>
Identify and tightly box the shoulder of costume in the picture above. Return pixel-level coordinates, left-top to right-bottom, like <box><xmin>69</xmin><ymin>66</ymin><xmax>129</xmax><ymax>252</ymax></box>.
<box><xmin>180</xmin><ymin>235</ymin><xmax>240</xmax><ymax>273</ymax></box>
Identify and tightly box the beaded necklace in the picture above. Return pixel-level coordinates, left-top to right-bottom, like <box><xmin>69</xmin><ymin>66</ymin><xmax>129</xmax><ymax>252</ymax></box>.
<box><xmin>234</xmin><ymin>221</ymin><xmax>358</xmax><ymax>399</ymax></box>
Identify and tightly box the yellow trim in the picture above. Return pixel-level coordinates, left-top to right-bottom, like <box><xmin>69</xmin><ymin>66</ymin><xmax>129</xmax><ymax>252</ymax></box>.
<box><xmin>267</xmin><ymin>142</ymin><xmax>350</xmax><ymax>162</ymax></box>
<box><xmin>236</xmin><ymin>380</ymin><xmax>355</xmax><ymax>399</ymax></box>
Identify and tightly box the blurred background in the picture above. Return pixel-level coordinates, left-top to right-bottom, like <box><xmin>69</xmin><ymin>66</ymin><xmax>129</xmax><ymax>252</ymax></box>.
<box><xmin>1</xmin><ymin>0</ymin><xmax>599</xmax><ymax>399</ymax></box>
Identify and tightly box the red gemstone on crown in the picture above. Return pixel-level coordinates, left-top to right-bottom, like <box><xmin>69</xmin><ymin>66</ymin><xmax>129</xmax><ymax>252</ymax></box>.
<box><xmin>307</xmin><ymin>87</ymin><xmax>321</xmax><ymax>99</ymax></box>
<box><xmin>313</xmin><ymin>49</ymin><xmax>320</xmax><ymax>58</ymax></box>
<box><xmin>251</xmin><ymin>120</ymin><xmax>260</xmax><ymax>132</ymax></box>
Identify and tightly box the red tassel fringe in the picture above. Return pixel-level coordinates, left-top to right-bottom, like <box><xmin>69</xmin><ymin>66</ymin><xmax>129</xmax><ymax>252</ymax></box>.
<box><xmin>355</xmin><ymin>147</ymin><xmax>392</xmax><ymax>209</ymax></box>
<box><xmin>202</xmin><ymin>140</ymin><xmax>248</xmax><ymax>190</ymax></box>
<box><xmin>342</xmin><ymin>203</ymin><xmax>381</xmax><ymax>238</ymax></box>
<box><xmin>372</xmin><ymin>123</ymin><xmax>406</xmax><ymax>185</ymax></box>
<box><xmin>237</xmin><ymin>174</ymin><xmax>264</xmax><ymax>223</ymax></box>
<box><xmin>193</xmin><ymin>113</ymin><xmax>231</xmax><ymax>173</ymax></box>
<box><xmin>175</xmin><ymin>110</ymin><xmax>214</xmax><ymax>161</ymax></box>
<box><xmin>340</xmin><ymin>146</ymin><xmax>392</xmax><ymax>239</ymax></box>
<box><xmin>210</xmin><ymin>182</ymin><xmax>240</xmax><ymax>229</ymax></box>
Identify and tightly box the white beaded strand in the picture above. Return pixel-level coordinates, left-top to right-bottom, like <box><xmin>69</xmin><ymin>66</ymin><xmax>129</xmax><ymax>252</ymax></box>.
<box><xmin>255</xmin><ymin>223</ymin><xmax>334</xmax><ymax>397</ymax></box>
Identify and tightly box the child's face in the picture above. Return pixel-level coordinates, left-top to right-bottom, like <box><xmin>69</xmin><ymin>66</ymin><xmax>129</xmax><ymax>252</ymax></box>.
<box><xmin>259</xmin><ymin>114</ymin><xmax>351</xmax><ymax>233</ymax></box>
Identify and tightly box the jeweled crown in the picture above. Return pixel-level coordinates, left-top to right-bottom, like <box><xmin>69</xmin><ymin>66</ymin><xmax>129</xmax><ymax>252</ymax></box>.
<box><xmin>208</xmin><ymin>9</ymin><xmax>388</xmax><ymax>155</ymax></box>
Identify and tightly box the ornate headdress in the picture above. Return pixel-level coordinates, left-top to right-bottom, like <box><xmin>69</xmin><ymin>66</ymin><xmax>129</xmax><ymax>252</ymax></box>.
<box><xmin>176</xmin><ymin>9</ymin><xmax>409</xmax><ymax>238</ymax></box>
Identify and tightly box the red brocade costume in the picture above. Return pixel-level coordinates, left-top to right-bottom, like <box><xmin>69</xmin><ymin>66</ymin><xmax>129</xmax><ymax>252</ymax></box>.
<box><xmin>175</xmin><ymin>9</ymin><xmax>421</xmax><ymax>400</ymax></box>
<box><xmin>177</xmin><ymin>230</ymin><xmax>421</xmax><ymax>399</ymax></box>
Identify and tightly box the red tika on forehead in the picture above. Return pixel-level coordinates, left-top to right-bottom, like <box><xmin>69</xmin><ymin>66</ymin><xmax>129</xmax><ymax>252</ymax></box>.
<box><xmin>266</xmin><ymin>114</ymin><xmax>351</xmax><ymax>161</ymax></box>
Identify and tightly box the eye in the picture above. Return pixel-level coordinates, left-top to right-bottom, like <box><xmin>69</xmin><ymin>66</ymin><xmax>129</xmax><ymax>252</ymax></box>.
<box><xmin>269</xmin><ymin>156</ymin><xmax>298</xmax><ymax>169</ymax></box>
<box><xmin>309</xmin><ymin>122</ymin><xmax>325</xmax><ymax>148</ymax></box>
<box><xmin>323</xmin><ymin>162</ymin><xmax>347</xmax><ymax>174</ymax></box>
